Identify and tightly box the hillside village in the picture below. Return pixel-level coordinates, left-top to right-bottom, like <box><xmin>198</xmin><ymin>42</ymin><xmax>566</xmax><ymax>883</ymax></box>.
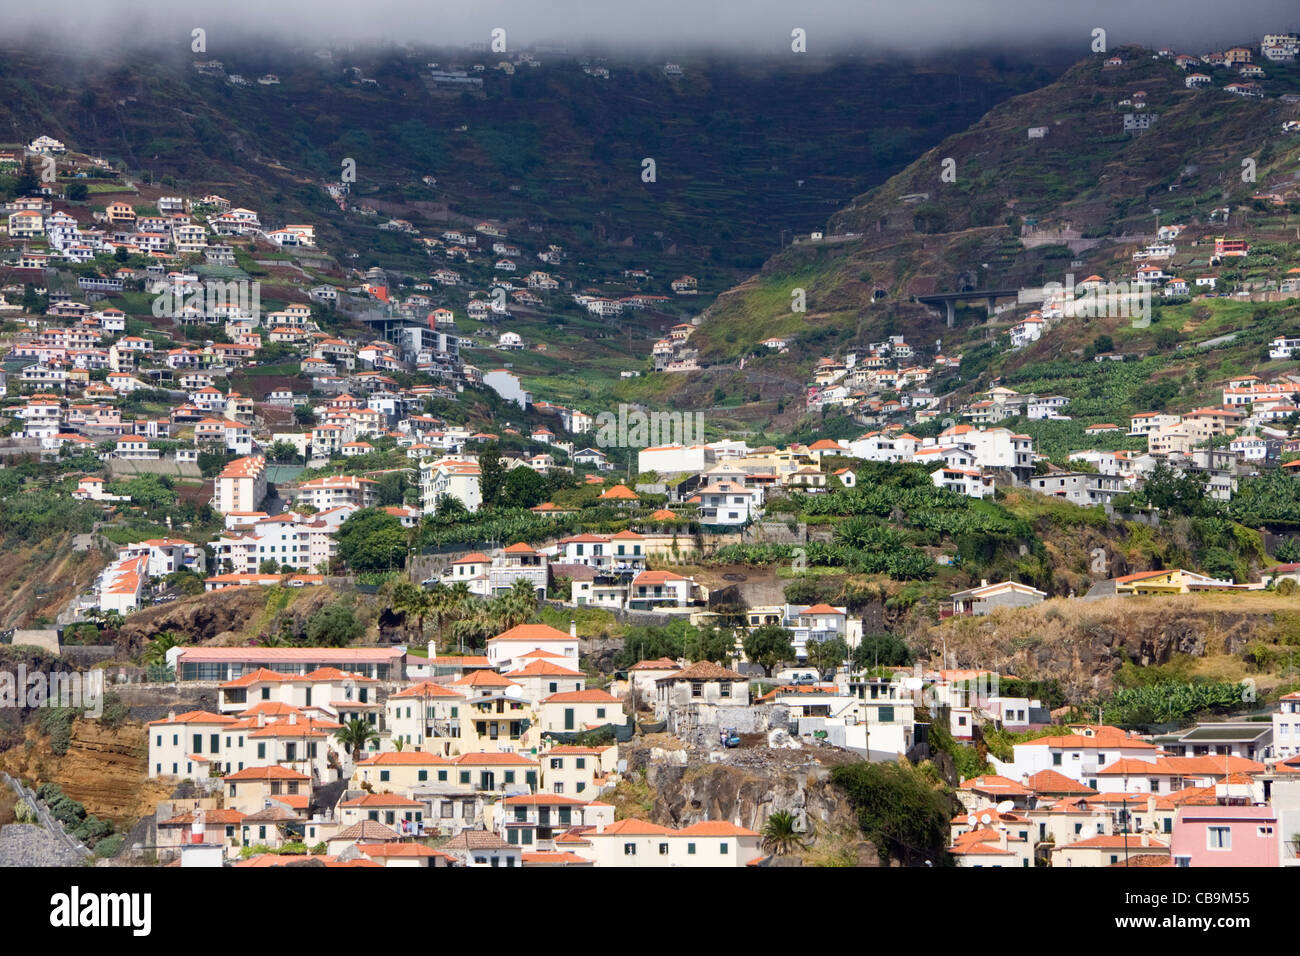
<box><xmin>5</xmin><ymin>31</ymin><xmax>1300</xmax><ymax>870</ymax></box>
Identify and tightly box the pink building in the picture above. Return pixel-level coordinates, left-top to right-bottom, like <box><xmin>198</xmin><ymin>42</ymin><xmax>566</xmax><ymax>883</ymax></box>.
<box><xmin>1170</xmin><ymin>805</ymin><xmax>1278</xmax><ymax>867</ymax></box>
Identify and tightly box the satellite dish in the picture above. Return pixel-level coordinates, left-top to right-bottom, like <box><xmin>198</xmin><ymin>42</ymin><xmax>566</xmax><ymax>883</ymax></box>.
<box><xmin>996</xmin><ymin>800</ymin><xmax>1015</xmax><ymax>814</ymax></box>
<box><xmin>966</xmin><ymin>814</ymin><xmax>978</xmax><ymax>827</ymax></box>
<box><xmin>980</xmin><ymin>813</ymin><xmax>992</xmax><ymax>825</ymax></box>
<box><xmin>905</xmin><ymin>677</ymin><xmax>923</xmax><ymax>691</ymax></box>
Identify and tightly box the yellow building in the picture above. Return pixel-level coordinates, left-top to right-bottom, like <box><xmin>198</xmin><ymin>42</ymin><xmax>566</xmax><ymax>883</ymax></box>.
<box><xmin>1113</xmin><ymin>569</ymin><xmax>1237</xmax><ymax>596</ymax></box>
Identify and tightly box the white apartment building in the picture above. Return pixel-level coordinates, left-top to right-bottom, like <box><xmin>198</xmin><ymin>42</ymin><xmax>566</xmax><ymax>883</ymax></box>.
<box><xmin>213</xmin><ymin>455</ymin><xmax>268</xmax><ymax>515</ymax></box>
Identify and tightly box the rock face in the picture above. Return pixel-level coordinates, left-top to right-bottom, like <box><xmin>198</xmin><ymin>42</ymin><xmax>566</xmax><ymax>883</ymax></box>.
<box><xmin>623</xmin><ymin>737</ymin><xmax>883</xmax><ymax>866</ymax></box>
<box><xmin>116</xmin><ymin>586</ymin><xmax>337</xmax><ymax>652</ymax></box>
<box><xmin>0</xmin><ymin>721</ymin><xmax>173</xmax><ymax>825</ymax></box>
<box><xmin>927</xmin><ymin>595</ymin><xmax>1275</xmax><ymax>701</ymax></box>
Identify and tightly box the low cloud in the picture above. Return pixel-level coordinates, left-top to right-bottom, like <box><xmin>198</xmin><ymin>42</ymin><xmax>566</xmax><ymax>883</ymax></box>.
<box><xmin>5</xmin><ymin>0</ymin><xmax>1297</xmax><ymax>54</ymax></box>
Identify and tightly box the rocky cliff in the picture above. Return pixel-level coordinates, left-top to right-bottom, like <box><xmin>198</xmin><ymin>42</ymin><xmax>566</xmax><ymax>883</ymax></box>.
<box><xmin>618</xmin><ymin>735</ymin><xmax>885</xmax><ymax>866</ymax></box>
<box><xmin>921</xmin><ymin>593</ymin><xmax>1287</xmax><ymax>701</ymax></box>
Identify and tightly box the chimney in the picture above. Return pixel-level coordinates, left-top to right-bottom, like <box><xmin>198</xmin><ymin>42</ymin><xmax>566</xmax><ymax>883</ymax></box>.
<box><xmin>289</xmin><ymin>712</ymin><xmax>297</xmax><ymax>726</ymax></box>
<box><xmin>570</xmin><ymin>620</ymin><xmax>577</xmax><ymax>639</ymax></box>
<box><xmin>981</xmin><ymin>579</ymin><xmax>988</xmax><ymax>588</ymax></box>
<box><xmin>257</xmin><ymin>711</ymin><xmax>266</xmax><ymax>728</ymax></box>
<box><xmin>167</xmin><ymin>709</ymin><xmax>176</xmax><ymax>722</ymax></box>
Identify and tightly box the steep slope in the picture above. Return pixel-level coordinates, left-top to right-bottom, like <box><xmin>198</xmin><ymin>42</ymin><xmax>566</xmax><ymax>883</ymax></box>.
<box><xmin>0</xmin><ymin>44</ymin><xmax>1061</xmax><ymax>280</ymax></box>
<box><xmin>685</xmin><ymin>46</ymin><xmax>1300</xmax><ymax>406</ymax></box>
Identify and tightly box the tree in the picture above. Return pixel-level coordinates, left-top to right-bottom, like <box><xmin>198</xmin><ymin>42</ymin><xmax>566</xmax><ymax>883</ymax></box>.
<box><xmin>478</xmin><ymin>443</ymin><xmax>505</xmax><ymax>509</ymax></box>
<box><xmin>375</xmin><ymin>470</ymin><xmax>409</xmax><ymax>507</ymax></box>
<box><xmin>433</xmin><ymin>494</ymin><xmax>468</xmax><ymax>517</ymax></box>
<box><xmin>743</xmin><ymin>624</ymin><xmax>795</xmax><ymax>676</ymax></box>
<box><xmin>1276</xmin><ymin>538</ymin><xmax>1300</xmax><ymax>563</ymax></box>
<box><xmin>142</xmin><ymin>631</ymin><xmax>184</xmax><ymax>668</ymax></box>
<box><xmin>335</xmin><ymin>718</ymin><xmax>379</xmax><ymax>762</ymax></box>
<box><xmin>430</xmin><ymin>581</ymin><xmax>472</xmax><ymax>646</ymax></box>
<box><xmin>1117</xmin><ymin>463</ymin><xmax>1218</xmax><ymax>518</ymax></box>
<box><xmin>761</xmin><ymin>811</ymin><xmax>807</xmax><ymax>856</ymax></box>
<box><xmin>20</xmin><ymin>284</ymin><xmax>45</xmax><ymax>315</ymax></box>
<box><xmin>14</xmin><ymin>158</ymin><xmax>39</xmax><ymax>197</ymax></box>
<box><xmin>500</xmin><ymin>466</ymin><xmax>547</xmax><ymax>509</ymax></box>
<box><xmin>268</xmin><ymin>440</ymin><xmax>301</xmax><ymax>464</ymax></box>
<box><xmin>306</xmin><ymin>603</ymin><xmax>364</xmax><ymax>647</ymax></box>
<box><xmin>391</xmin><ymin>579</ymin><xmax>432</xmax><ymax>643</ymax></box>
<box><xmin>806</xmin><ymin>636</ymin><xmax>848</xmax><ymax>677</ymax></box>
<box><xmin>336</xmin><ymin>508</ymin><xmax>407</xmax><ymax>572</ymax></box>
<box><xmin>65</xmin><ymin>181</ymin><xmax>89</xmax><ymax>202</ymax></box>
<box><xmin>852</xmin><ymin>633</ymin><xmax>913</xmax><ymax>670</ymax></box>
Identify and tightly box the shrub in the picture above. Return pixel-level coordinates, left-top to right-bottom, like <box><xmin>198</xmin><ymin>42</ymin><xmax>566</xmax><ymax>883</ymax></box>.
<box><xmin>38</xmin><ymin>708</ymin><xmax>76</xmax><ymax>756</ymax></box>
<box><xmin>831</xmin><ymin>761</ymin><xmax>954</xmax><ymax>866</ymax></box>
<box><xmin>93</xmin><ymin>834</ymin><xmax>125</xmax><ymax>858</ymax></box>
<box><xmin>99</xmin><ymin>692</ymin><xmax>129</xmax><ymax>729</ymax></box>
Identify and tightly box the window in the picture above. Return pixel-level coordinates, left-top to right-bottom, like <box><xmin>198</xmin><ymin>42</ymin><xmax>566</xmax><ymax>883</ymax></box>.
<box><xmin>1258</xmin><ymin>826</ymin><xmax>1274</xmax><ymax>837</ymax></box>
<box><xmin>1207</xmin><ymin>827</ymin><xmax>1231</xmax><ymax>850</ymax></box>
<box><xmin>687</xmin><ymin>843</ymin><xmax>696</xmax><ymax>855</ymax></box>
<box><xmin>691</xmin><ymin>682</ymin><xmax>703</xmax><ymax>699</ymax></box>
<box><xmin>380</xmin><ymin>771</ymin><xmax>390</xmax><ymax>782</ymax></box>
<box><xmin>418</xmin><ymin>770</ymin><xmax>428</xmax><ymax>782</ymax></box>
<box><xmin>575</xmin><ymin>758</ymin><xmax>586</xmax><ymax>770</ymax></box>
<box><xmin>438</xmin><ymin>770</ymin><xmax>448</xmax><ymax>782</ymax></box>
<box><xmin>624</xmin><ymin>843</ymin><xmax>636</xmax><ymax>856</ymax></box>
<box><xmin>554</xmin><ymin>783</ymin><xmax>564</xmax><ymax>794</ymax></box>
<box><xmin>720</xmin><ymin>684</ymin><xmax>731</xmax><ymax>699</ymax></box>
<box><xmin>550</xmin><ymin>758</ymin><xmax>563</xmax><ymax>770</ymax></box>
<box><xmin>659</xmin><ymin>843</ymin><xmax>669</xmax><ymax>855</ymax></box>
<box><xmin>504</xmin><ymin>771</ymin><xmax>515</xmax><ymax>785</ymax></box>
<box><xmin>720</xmin><ymin>842</ymin><xmax>729</xmax><ymax>855</ymax></box>
<box><xmin>596</xmin><ymin>708</ymin><xmax>606</xmax><ymax>720</ymax></box>
<box><xmin>879</xmin><ymin>706</ymin><xmax>895</xmax><ymax>723</ymax></box>
<box><xmin>1052</xmin><ymin>753</ymin><xmax>1062</xmax><ymax>767</ymax></box>
<box><xmin>460</xmin><ymin>771</ymin><xmax>471</xmax><ymax>785</ymax></box>
<box><xmin>257</xmin><ymin>743</ymin><xmax>266</xmax><ymax>760</ymax></box>
<box><xmin>440</xmin><ymin>802</ymin><xmax>453</xmax><ymax>819</ymax></box>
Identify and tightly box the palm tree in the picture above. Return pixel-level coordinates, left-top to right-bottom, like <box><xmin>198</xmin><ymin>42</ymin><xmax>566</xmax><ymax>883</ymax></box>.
<box><xmin>142</xmin><ymin>631</ymin><xmax>184</xmax><ymax>668</ymax></box>
<box><xmin>761</xmin><ymin>811</ymin><xmax>806</xmax><ymax>856</ymax></box>
<box><xmin>391</xmin><ymin>580</ymin><xmax>431</xmax><ymax>644</ymax></box>
<box><xmin>392</xmin><ymin>737</ymin><xmax>405</xmax><ymax>752</ymax></box>
<box><xmin>335</xmin><ymin>718</ymin><xmax>380</xmax><ymax>763</ymax></box>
